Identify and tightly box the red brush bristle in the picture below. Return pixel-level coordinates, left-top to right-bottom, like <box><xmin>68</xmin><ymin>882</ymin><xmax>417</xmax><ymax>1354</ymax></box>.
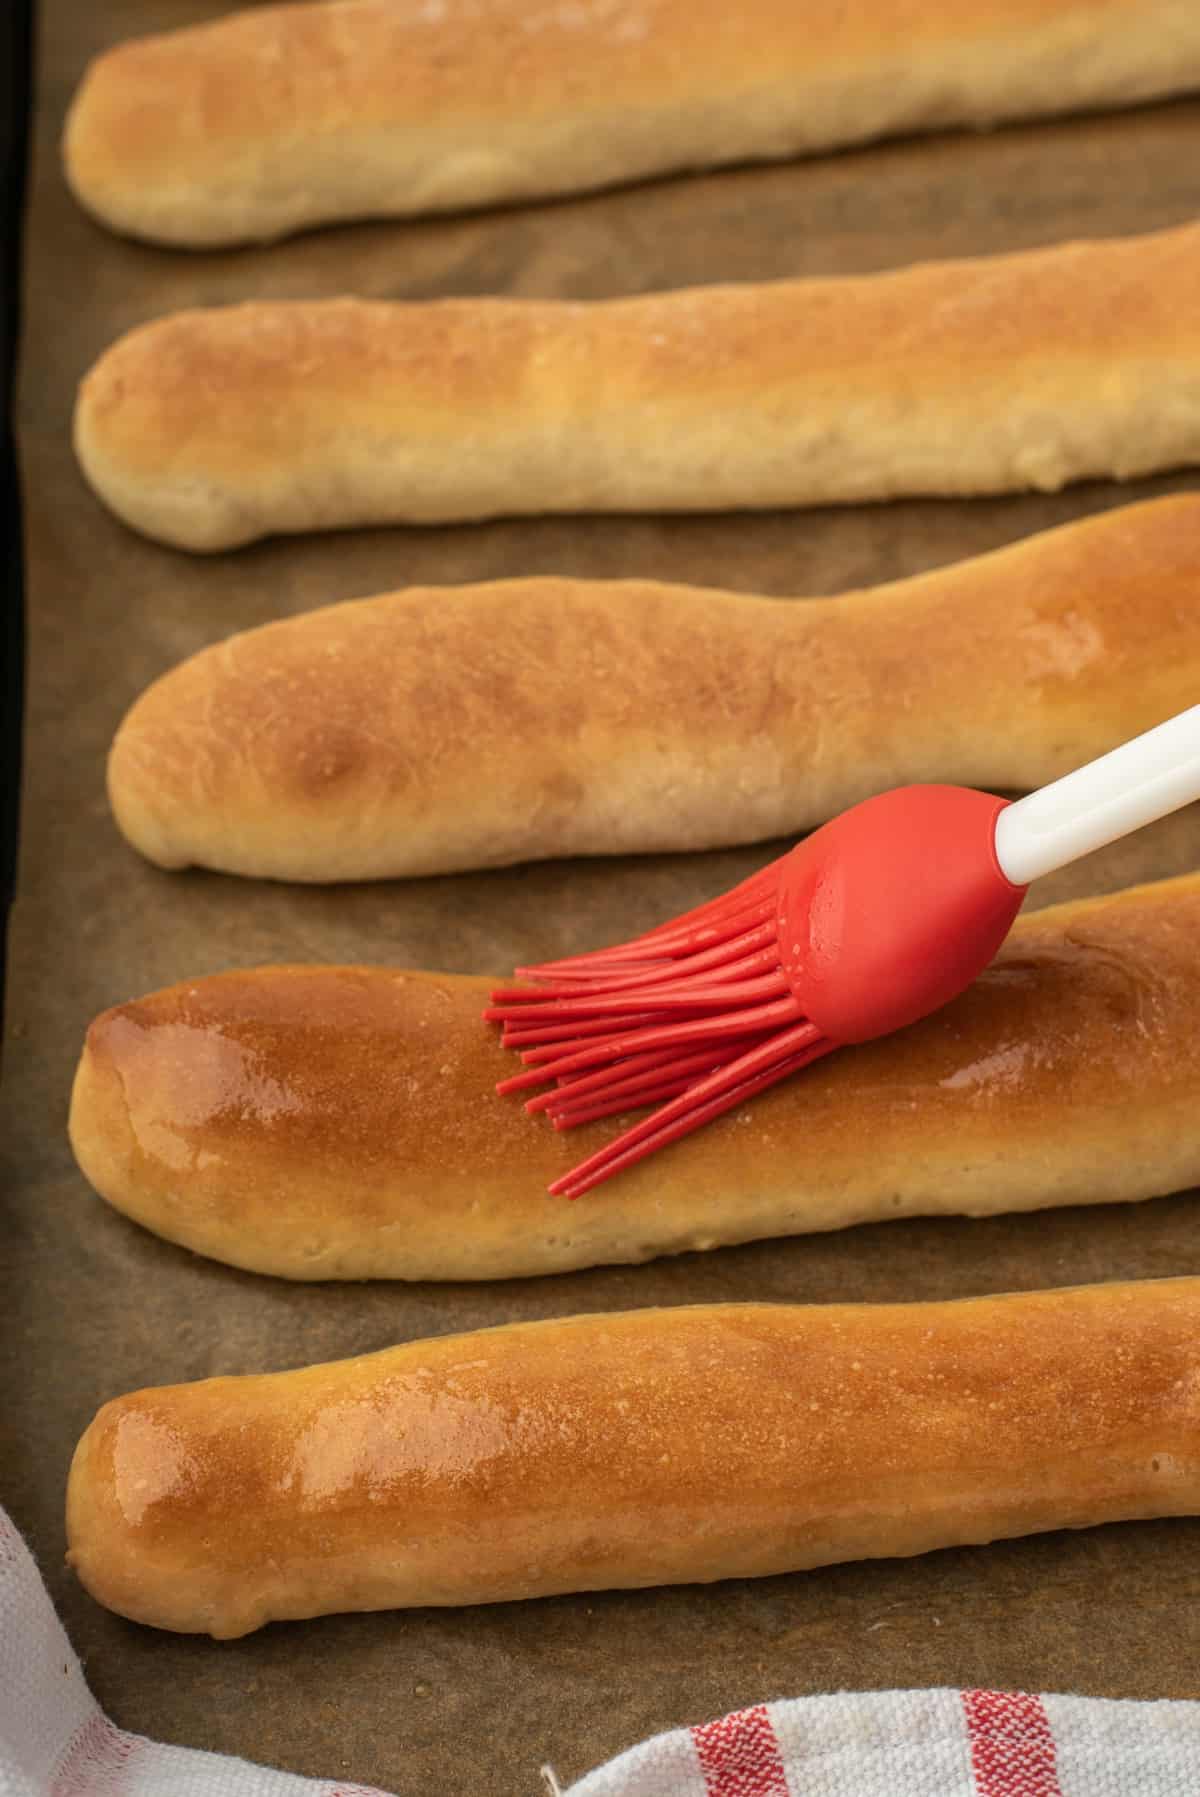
<box><xmin>549</xmin><ymin>1024</ymin><xmax>833</xmax><ymax>1198</ymax></box>
<box><xmin>487</xmin><ymin>850</ymin><xmax>835</xmax><ymax>1195</ymax></box>
<box><xmin>487</xmin><ymin>782</ymin><xmax>1033</xmax><ymax>1195</ymax></box>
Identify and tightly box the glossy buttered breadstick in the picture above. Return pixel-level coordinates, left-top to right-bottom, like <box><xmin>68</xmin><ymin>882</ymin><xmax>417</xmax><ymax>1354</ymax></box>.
<box><xmin>75</xmin><ymin>226</ymin><xmax>1200</xmax><ymax>550</ymax></box>
<box><xmin>107</xmin><ymin>495</ymin><xmax>1200</xmax><ymax>881</ymax></box>
<box><xmin>69</xmin><ymin>876</ymin><xmax>1200</xmax><ymax>1283</ymax></box>
<box><xmin>63</xmin><ymin>1</ymin><xmax>1200</xmax><ymax>248</ymax></box>
<box><xmin>67</xmin><ymin>1280</ymin><xmax>1200</xmax><ymax>1636</ymax></box>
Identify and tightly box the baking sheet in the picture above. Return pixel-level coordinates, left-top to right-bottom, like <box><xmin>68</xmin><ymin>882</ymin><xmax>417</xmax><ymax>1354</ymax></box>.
<box><xmin>0</xmin><ymin>0</ymin><xmax>29</xmax><ymax>1041</ymax></box>
<box><xmin>5</xmin><ymin>4</ymin><xmax>1200</xmax><ymax>1792</ymax></box>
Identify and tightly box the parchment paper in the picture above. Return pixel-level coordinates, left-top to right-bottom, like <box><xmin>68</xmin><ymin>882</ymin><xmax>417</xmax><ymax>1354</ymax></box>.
<box><xmin>5</xmin><ymin>5</ymin><xmax>1200</xmax><ymax>1792</ymax></box>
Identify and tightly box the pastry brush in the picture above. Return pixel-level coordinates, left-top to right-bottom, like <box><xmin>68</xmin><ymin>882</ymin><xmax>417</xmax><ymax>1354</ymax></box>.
<box><xmin>487</xmin><ymin>705</ymin><xmax>1200</xmax><ymax>1197</ymax></box>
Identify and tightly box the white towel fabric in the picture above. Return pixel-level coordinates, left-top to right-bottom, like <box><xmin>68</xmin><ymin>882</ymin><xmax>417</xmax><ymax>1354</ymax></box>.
<box><xmin>556</xmin><ymin>1685</ymin><xmax>1200</xmax><ymax>1795</ymax></box>
<box><xmin>4</xmin><ymin>1503</ymin><xmax>1199</xmax><ymax>1797</ymax></box>
<box><xmin>0</xmin><ymin>1507</ymin><xmax>388</xmax><ymax>1797</ymax></box>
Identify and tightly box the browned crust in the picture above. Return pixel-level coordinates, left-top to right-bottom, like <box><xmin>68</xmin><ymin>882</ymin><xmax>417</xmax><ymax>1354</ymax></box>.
<box><xmin>66</xmin><ymin>1279</ymin><xmax>1200</xmax><ymax>1635</ymax></box>
<box><xmin>104</xmin><ymin>495</ymin><xmax>1200</xmax><ymax>880</ymax></box>
<box><xmin>68</xmin><ymin>874</ymin><xmax>1200</xmax><ymax>1282</ymax></box>
<box><xmin>63</xmin><ymin>1</ymin><xmax>1200</xmax><ymax>245</ymax></box>
<box><xmin>72</xmin><ymin>226</ymin><xmax>1200</xmax><ymax>547</ymax></box>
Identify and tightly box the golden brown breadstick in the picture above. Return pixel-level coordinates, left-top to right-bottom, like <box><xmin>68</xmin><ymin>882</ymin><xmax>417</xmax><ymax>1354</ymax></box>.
<box><xmin>66</xmin><ymin>1280</ymin><xmax>1200</xmax><ymax>1636</ymax></box>
<box><xmin>68</xmin><ymin>875</ymin><xmax>1200</xmax><ymax>1283</ymax></box>
<box><xmin>74</xmin><ymin>226</ymin><xmax>1200</xmax><ymax>549</ymax></box>
<box><xmin>63</xmin><ymin>1</ymin><xmax>1200</xmax><ymax>247</ymax></box>
<box><xmin>106</xmin><ymin>495</ymin><xmax>1200</xmax><ymax>881</ymax></box>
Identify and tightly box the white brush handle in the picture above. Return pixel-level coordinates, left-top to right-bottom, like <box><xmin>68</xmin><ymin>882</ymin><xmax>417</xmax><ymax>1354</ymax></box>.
<box><xmin>993</xmin><ymin>704</ymin><xmax>1200</xmax><ymax>886</ymax></box>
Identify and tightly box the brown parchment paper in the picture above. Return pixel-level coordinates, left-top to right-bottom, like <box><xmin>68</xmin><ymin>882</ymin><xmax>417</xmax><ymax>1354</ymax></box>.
<box><xmin>6</xmin><ymin>4</ymin><xmax>1200</xmax><ymax>1792</ymax></box>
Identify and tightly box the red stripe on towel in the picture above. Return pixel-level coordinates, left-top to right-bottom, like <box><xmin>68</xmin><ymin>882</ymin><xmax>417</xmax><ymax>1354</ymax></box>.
<box><xmin>692</xmin><ymin>1703</ymin><xmax>790</xmax><ymax>1796</ymax></box>
<box><xmin>51</xmin><ymin>1710</ymin><xmax>140</xmax><ymax>1796</ymax></box>
<box><xmin>962</xmin><ymin>1689</ymin><xmax>1063</xmax><ymax>1797</ymax></box>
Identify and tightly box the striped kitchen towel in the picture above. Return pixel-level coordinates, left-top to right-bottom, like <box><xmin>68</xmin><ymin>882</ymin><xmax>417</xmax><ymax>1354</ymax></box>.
<box><xmin>5</xmin><ymin>1504</ymin><xmax>1199</xmax><ymax>1794</ymax></box>
<box><xmin>0</xmin><ymin>1507</ymin><xmax>388</xmax><ymax>1797</ymax></box>
<box><xmin>553</xmin><ymin>1687</ymin><xmax>1200</xmax><ymax>1795</ymax></box>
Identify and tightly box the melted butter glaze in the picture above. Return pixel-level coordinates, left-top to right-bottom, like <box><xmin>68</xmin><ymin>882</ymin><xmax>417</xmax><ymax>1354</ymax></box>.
<box><xmin>283</xmin><ymin>1379</ymin><xmax>512</xmax><ymax>1505</ymax></box>
<box><xmin>70</xmin><ymin>877</ymin><xmax>1200</xmax><ymax>1282</ymax></box>
<box><xmin>74</xmin><ymin>1286</ymin><xmax>1200</xmax><ymax>1639</ymax></box>
<box><xmin>110</xmin><ymin>1407</ymin><xmax>198</xmax><ymax>1529</ymax></box>
<box><xmin>108</xmin><ymin>1372</ymin><xmax>521</xmax><ymax>1533</ymax></box>
<box><xmin>786</xmin><ymin>903</ymin><xmax>1189</xmax><ymax>1130</ymax></box>
<box><xmin>103</xmin><ymin>1013</ymin><xmax>305</xmax><ymax>1175</ymax></box>
<box><xmin>96</xmin><ymin>885</ymin><xmax>1195</xmax><ymax>1168</ymax></box>
<box><xmin>938</xmin><ymin>1039</ymin><xmax>1031</xmax><ymax>1094</ymax></box>
<box><xmin>90</xmin><ymin>964</ymin><xmax>600</xmax><ymax>1195</ymax></box>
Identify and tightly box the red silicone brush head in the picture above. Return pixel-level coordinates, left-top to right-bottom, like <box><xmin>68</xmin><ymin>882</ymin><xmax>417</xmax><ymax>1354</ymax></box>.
<box><xmin>778</xmin><ymin>784</ymin><xmax>1025</xmax><ymax>1043</ymax></box>
<box><xmin>486</xmin><ymin>784</ymin><xmax>1026</xmax><ymax>1197</ymax></box>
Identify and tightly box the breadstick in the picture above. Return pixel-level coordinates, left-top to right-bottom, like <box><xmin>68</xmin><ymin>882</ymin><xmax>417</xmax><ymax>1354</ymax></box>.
<box><xmin>106</xmin><ymin>495</ymin><xmax>1200</xmax><ymax>880</ymax></box>
<box><xmin>68</xmin><ymin>875</ymin><xmax>1200</xmax><ymax>1283</ymax></box>
<box><xmin>62</xmin><ymin>1</ymin><xmax>1200</xmax><ymax>247</ymax></box>
<box><xmin>74</xmin><ymin>225</ymin><xmax>1200</xmax><ymax>549</ymax></box>
<box><xmin>66</xmin><ymin>1280</ymin><xmax>1200</xmax><ymax>1636</ymax></box>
